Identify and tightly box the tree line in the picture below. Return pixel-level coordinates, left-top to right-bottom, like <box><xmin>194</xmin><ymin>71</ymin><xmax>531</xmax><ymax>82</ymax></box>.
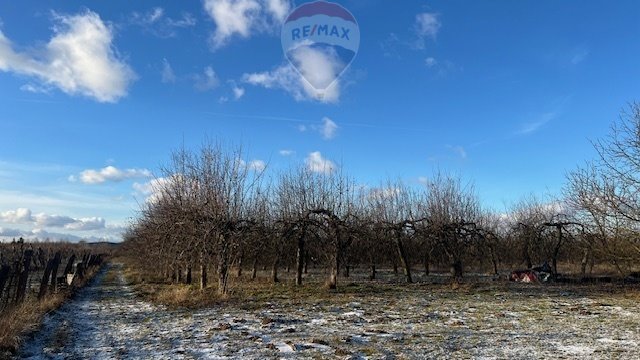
<box><xmin>123</xmin><ymin>104</ymin><xmax>640</xmax><ymax>295</ymax></box>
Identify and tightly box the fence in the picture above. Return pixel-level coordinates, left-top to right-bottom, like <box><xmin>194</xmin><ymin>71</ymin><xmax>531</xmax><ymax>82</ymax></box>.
<box><xmin>0</xmin><ymin>240</ymin><xmax>106</xmax><ymax>312</ymax></box>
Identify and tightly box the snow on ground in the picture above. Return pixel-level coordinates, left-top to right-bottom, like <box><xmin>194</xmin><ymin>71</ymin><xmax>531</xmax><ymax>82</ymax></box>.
<box><xmin>18</xmin><ymin>264</ymin><xmax>640</xmax><ymax>359</ymax></box>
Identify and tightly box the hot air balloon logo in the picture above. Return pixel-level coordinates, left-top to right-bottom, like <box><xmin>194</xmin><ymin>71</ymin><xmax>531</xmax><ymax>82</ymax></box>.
<box><xmin>281</xmin><ymin>1</ymin><xmax>360</xmax><ymax>98</ymax></box>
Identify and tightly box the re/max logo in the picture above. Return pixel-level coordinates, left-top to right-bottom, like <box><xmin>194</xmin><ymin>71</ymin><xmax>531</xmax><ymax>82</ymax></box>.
<box><xmin>291</xmin><ymin>25</ymin><xmax>351</xmax><ymax>40</ymax></box>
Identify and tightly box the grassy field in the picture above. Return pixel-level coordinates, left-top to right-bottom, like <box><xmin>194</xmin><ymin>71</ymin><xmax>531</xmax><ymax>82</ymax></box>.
<box><xmin>111</xmin><ymin>265</ymin><xmax>640</xmax><ymax>359</ymax></box>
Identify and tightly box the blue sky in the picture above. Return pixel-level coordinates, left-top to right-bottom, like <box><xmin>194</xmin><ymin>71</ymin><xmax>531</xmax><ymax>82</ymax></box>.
<box><xmin>0</xmin><ymin>0</ymin><xmax>639</xmax><ymax>241</ymax></box>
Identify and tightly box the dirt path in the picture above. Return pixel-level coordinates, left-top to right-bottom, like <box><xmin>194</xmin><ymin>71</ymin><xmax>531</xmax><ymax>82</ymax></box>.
<box><xmin>19</xmin><ymin>263</ymin><xmax>331</xmax><ymax>359</ymax></box>
<box><xmin>19</xmin><ymin>263</ymin><xmax>279</xmax><ymax>359</ymax></box>
<box><xmin>18</xmin><ymin>263</ymin><xmax>640</xmax><ymax>359</ymax></box>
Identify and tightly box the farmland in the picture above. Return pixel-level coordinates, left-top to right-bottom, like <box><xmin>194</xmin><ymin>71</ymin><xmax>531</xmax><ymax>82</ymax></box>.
<box><xmin>20</xmin><ymin>263</ymin><xmax>640</xmax><ymax>359</ymax></box>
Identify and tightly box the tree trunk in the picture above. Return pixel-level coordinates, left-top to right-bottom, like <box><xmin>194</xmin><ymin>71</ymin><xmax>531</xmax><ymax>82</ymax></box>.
<box><xmin>328</xmin><ymin>234</ymin><xmax>340</xmax><ymax>289</ymax></box>
<box><xmin>369</xmin><ymin>264</ymin><xmax>376</xmax><ymax>280</ymax></box>
<box><xmin>343</xmin><ymin>265</ymin><xmax>350</xmax><ymax>278</ymax></box>
<box><xmin>451</xmin><ymin>260</ymin><xmax>463</xmax><ymax>284</ymax></box>
<box><xmin>295</xmin><ymin>236</ymin><xmax>305</xmax><ymax>286</ymax></box>
<box><xmin>395</xmin><ymin>236</ymin><xmax>412</xmax><ymax>284</ymax></box>
<box><xmin>271</xmin><ymin>258</ymin><xmax>279</xmax><ymax>283</ymax></box>
<box><xmin>523</xmin><ymin>240</ymin><xmax>533</xmax><ymax>269</ymax></box>
<box><xmin>175</xmin><ymin>266</ymin><xmax>182</xmax><ymax>284</ymax></box>
<box><xmin>552</xmin><ymin>226</ymin><xmax>563</xmax><ymax>279</ymax></box>
<box><xmin>218</xmin><ymin>259</ymin><xmax>228</xmax><ymax>296</ymax></box>
<box><xmin>186</xmin><ymin>266</ymin><xmax>192</xmax><ymax>285</ymax></box>
<box><xmin>393</xmin><ymin>262</ymin><xmax>398</xmax><ymax>275</ymax></box>
<box><xmin>236</xmin><ymin>251</ymin><xmax>243</xmax><ymax>278</ymax></box>
<box><xmin>328</xmin><ymin>254</ymin><xmax>339</xmax><ymax>290</ymax></box>
<box><xmin>200</xmin><ymin>264</ymin><xmax>207</xmax><ymax>290</ymax></box>
<box><xmin>251</xmin><ymin>256</ymin><xmax>258</xmax><ymax>280</ymax></box>
<box><xmin>424</xmin><ymin>251</ymin><xmax>430</xmax><ymax>276</ymax></box>
<box><xmin>580</xmin><ymin>249</ymin><xmax>589</xmax><ymax>280</ymax></box>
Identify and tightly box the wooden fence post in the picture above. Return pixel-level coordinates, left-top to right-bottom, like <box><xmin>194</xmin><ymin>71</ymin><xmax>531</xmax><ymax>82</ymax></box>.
<box><xmin>49</xmin><ymin>252</ymin><xmax>62</xmax><ymax>293</ymax></box>
<box><xmin>15</xmin><ymin>250</ymin><xmax>34</xmax><ymax>303</ymax></box>
<box><xmin>0</xmin><ymin>265</ymin><xmax>11</xmax><ymax>301</ymax></box>
<box><xmin>76</xmin><ymin>262</ymin><xmax>86</xmax><ymax>281</ymax></box>
<box><xmin>38</xmin><ymin>257</ymin><xmax>55</xmax><ymax>299</ymax></box>
<box><xmin>63</xmin><ymin>254</ymin><xmax>76</xmax><ymax>275</ymax></box>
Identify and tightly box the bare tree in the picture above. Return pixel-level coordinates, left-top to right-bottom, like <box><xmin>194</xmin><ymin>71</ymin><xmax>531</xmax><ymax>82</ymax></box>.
<box><xmin>424</xmin><ymin>173</ymin><xmax>482</xmax><ymax>282</ymax></box>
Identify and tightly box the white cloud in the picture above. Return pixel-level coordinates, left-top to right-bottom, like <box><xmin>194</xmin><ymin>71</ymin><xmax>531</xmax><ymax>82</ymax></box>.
<box><xmin>194</xmin><ymin>66</ymin><xmax>219</xmax><ymax>91</ymax></box>
<box><xmin>232</xmin><ymin>85</ymin><xmax>245</xmax><ymax>99</ymax></box>
<box><xmin>131</xmin><ymin>7</ymin><xmax>197</xmax><ymax>38</ymax></box>
<box><xmin>20</xmin><ymin>83</ymin><xmax>50</xmax><ymax>94</ymax></box>
<box><xmin>369</xmin><ymin>187</ymin><xmax>401</xmax><ymax>200</ymax></box>
<box><xmin>247</xmin><ymin>159</ymin><xmax>266</xmax><ymax>171</ymax></box>
<box><xmin>279</xmin><ymin>149</ymin><xmax>294</xmax><ymax>156</ymax></box>
<box><xmin>33</xmin><ymin>213</ymin><xmax>76</xmax><ymax>228</ymax></box>
<box><xmin>133</xmin><ymin>176</ymin><xmax>174</xmax><ymax>203</ymax></box>
<box><xmin>0</xmin><ymin>11</ymin><xmax>136</xmax><ymax>102</ymax></box>
<box><xmin>237</xmin><ymin>159</ymin><xmax>267</xmax><ymax>172</ymax></box>
<box><xmin>571</xmin><ymin>48</ymin><xmax>589</xmax><ymax>65</ymax></box>
<box><xmin>167</xmin><ymin>13</ymin><xmax>197</xmax><ymax>28</ymax></box>
<box><xmin>161</xmin><ymin>58</ymin><xmax>176</xmax><ymax>83</ymax></box>
<box><xmin>447</xmin><ymin>145</ymin><xmax>467</xmax><ymax>159</ymax></box>
<box><xmin>1</xmin><ymin>226</ymin><xmax>120</xmax><ymax>242</ymax></box>
<box><xmin>203</xmin><ymin>0</ymin><xmax>290</xmax><ymax>49</ymax></box>
<box><xmin>64</xmin><ymin>217</ymin><xmax>106</xmax><ymax>231</ymax></box>
<box><xmin>518</xmin><ymin>112</ymin><xmax>557</xmax><ymax>135</ymax></box>
<box><xmin>1</xmin><ymin>208</ymin><xmax>106</xmax><ymax>231</ymax></box>
<box><xmin>242</xmin><ymin>62</ymin><xmax>340</xmax><ymax>103</ymax></box>
<box><xmin>426</xmin><ymin>59</ymin><xmax>461</xmax><ymax>77</ymax></box>
<box><xmin>319</xmin><ymin>117</ymin><xmax>338</xmax><ymax>140</ymax></box>
<box><xmin>289</xmin><ymin>45</ymin><xmax>345</xmax><ymax>92</ymax></box>
<box><xmin>415</xmin><ymin>12</ymin><xmax>441</xmax><ymax>49</ymax></box>
<box><xmin>305</xmin><ymin>151</ymin><xmax>335</xmax><ymax>174</ymax></box>
<box><xmin>380</xmin><ymin>33</ymin><xmax>401</xmax><ymax>58</ymax></box>
<box><xmin>0</xmin><ymin>208</ymin><xmax>32</xmax><ymax>223</ymax></box>
<box><xmin>29</xmin><ymin>229</ymin><xmax>83</xmax><ymax>242</ymax></box>
<box><xmin>265</xmin><ymin>0</ymin><xmax>290</xmax><ymax>22</ymax></box>
<box><xmin>76</xmin><ymin>166</ymin><xmax>152</xmax><ymax>184</ymax></box>
<box><xmin>416</xmin><ymin>13</ymin><xmax>441</xmax><ymax>39</ymax></box>
<box><xmin>148</xmin><ymin>7</ymin><xmax>164</xmax><ymax>23</ymax></box>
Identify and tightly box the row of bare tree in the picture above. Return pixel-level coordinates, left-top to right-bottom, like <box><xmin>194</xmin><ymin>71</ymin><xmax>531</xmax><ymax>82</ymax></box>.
<box><xmin>123</xmin><ymin>104</ymin><xmax>640</xmax><ymax>294</ymax></box>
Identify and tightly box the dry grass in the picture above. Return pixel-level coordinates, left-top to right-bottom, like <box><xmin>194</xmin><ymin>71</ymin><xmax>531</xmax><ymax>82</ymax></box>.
<box><xmin>0</xmin><ymin>264</ymin><xmax>104</xmax><ymax>356</ymax></box>
<box><xmin>123</xmin><ymin>262</ymin><xmax>640</xmax><ymax>312</ymax></box>
<box><xmin>0</xmin><ymin>294</ymin><xmax>66</xmax><ymax>354</ymax></box>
